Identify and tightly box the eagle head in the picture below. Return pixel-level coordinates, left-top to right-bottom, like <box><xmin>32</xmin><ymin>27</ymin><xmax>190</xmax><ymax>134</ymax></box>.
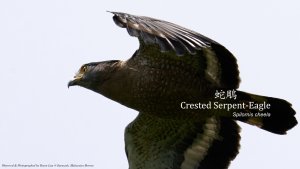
<box><xmin>68</xmin><ymin>60</ymin><xmax>120</xmax><ymax>91</ymax></box>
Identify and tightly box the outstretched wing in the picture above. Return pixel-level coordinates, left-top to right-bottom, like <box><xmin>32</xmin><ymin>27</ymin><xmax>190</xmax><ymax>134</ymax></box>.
<box><xmin>111</xmin><ymin>12</ymin><xmax>240</xmax><ymax>88</ymax></box>
<box><xmin>125</xmin><ymin>113</ymin><xmax>240</xmax><ymax>169</ymax></box>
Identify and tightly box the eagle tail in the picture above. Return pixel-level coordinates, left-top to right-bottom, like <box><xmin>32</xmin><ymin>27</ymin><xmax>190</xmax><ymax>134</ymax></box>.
<box><xmin>234</xmin><ymin>91</ymin><xmax>297</xmax><ymax>134</ymax></box>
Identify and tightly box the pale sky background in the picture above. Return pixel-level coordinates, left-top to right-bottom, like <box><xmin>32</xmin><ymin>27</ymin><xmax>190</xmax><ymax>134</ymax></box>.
<box><xmin>0</xmin><ymin>0</ymin><xmax>299</xmax><ymax>169</ymax></box>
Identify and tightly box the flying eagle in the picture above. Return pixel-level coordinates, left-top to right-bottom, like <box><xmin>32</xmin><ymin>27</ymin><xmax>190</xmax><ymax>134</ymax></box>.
<box><xmin>68</xmin><ymin>12</ymin><xmax>297</xmax><ymax>169</ymax></box>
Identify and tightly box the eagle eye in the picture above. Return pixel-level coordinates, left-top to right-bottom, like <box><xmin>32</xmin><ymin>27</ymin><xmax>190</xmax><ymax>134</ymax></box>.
<box><xmin>81</xmin><ymin>66</ymin><xmax>87</xmax><ymax>73</ymax></box>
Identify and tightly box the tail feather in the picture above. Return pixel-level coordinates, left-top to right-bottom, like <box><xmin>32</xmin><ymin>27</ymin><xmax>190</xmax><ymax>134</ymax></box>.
<box><xmin>235</xmin><ymin>91</ymin><xmax>297</xmax><ymax>134</ymax></box>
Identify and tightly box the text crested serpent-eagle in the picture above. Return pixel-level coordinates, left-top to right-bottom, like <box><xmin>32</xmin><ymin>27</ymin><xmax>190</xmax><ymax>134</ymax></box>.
<box><xmin>68</xmin><ymin>12</ymin><xmax>297</xmax><ymax>169</ymax></box>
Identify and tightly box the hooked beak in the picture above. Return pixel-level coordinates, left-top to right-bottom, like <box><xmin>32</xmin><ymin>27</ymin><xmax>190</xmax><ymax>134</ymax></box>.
<box><xmin>68</xmin><ymin>79</ymin><xmax>78</xmax><ymax>88</ymax></box>
<box><xmin>68</xmin><ymin>73</ymin><xmax>83</xmax><ymax>88</ymax></box>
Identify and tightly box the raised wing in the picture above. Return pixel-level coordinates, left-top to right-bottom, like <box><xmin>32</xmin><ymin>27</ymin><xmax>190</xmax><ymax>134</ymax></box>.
<box><xmin>111</xmin><ymin>12</ymin><xmax>240</xmax><ymax>88</ymax></box>
<box><xmin>125</xmin><ymin>113</ymin><xmax>240</xmax><ymax>169</ymax></box>
<box><xmin>111</xmin><ymin>12</ymin><xmax>215</xmax><ymax>56</ymax></box>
